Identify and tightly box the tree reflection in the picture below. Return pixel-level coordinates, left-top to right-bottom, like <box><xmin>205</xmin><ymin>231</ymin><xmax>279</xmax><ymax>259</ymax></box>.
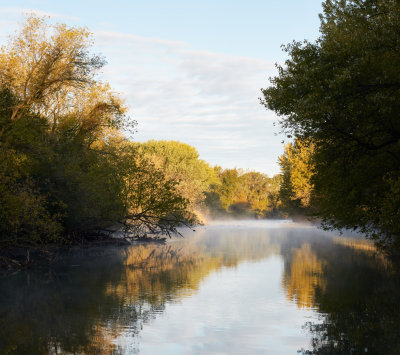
<box><xmin>0</xmin><ymin>250</ymin><xmax>128</xmax><ymax>354</ymax></box>
<box><xmin>0</xmin><ymin>227</ymin><xmax>278</xmax><ymax>354</ymax></box>
<box><xmin>281</xmin><ymin>237</ymin><xmax>400</xmax><ymax>354</ymax></box>
<box><xmin>282</xmin><ymin>243</ymin><xmax>326</xmax><ymax>308</ymax></box>
<box><xmin>2</xmin><ymin>226</ymin><xmax>399</xmax><ymax>354</ymax></box>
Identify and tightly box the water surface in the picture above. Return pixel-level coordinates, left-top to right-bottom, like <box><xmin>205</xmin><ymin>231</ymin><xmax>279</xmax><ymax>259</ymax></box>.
<box><xmin>1</xmin><ymin>220</ymin><xmax>399</xmax><ymax>354</ymax></box>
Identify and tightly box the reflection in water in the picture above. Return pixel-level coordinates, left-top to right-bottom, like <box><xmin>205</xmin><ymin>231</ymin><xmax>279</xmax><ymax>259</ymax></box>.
<box><xmin>333</xmin><ymin>236</ymin><xmax>376</xmax><ymax>252</ymax></box>
<box><xmin>295</xmin><ymin>240</ymin><xmax>400</xmax><ymax>354</ymax></box>
<box><xmin>0</xmin><ymin>221</ymin><xmax>399</xmax><ymax>354</ymax></box>
<box><xmin>282</xmin><ymin>243</ymin><xmax>325</xmax><ymax>308</ymax></box>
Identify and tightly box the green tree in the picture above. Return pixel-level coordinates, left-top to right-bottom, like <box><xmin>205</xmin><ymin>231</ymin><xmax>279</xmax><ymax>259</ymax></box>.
<box><xmin>0</xmin><ymin>15</ymin><xmax>127</xmax><ymax>239</ymax></box>
<box><xmin>267</xmin><ymin>174</ymin><xmax>283</xmax><ymax>215</ymax></box>
<box><xmin>206</xmin><ymin>167</ymin><xmax>282</xmax><ymax>218</ymax></box>
<box><xmin>134</xmin><ymin>140</ymin><xmax>217</xmax><ymax>217</ymax></box>
<box><xmin>261</xmin><ymin>0</ymin><xmax>400</xmax><ymax>248</ymax></box>
<box><xmin>214</xmin><ymin>168</ymin><xmax>241</xmax><ymax>212</ymax></box>
<box><xmin>239</xmin><ymin>172</ymin><xmax>272</xmax><ymax>216</ymax></box>
<box><xmin>113</xmin><ymin>143</ymin><xmax>196</xmax><ymax>238</ymax></box>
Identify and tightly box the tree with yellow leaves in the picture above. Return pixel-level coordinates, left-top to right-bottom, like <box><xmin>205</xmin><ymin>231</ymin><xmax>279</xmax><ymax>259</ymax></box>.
<box><xmin>0</xmin><ymin>16</ymin><xmax>193</xmax><ymax>266</ymax></box>
<box><xmin>278</xmin><ymin>138</ymin><xmax>315</xmax><ymax>214</ymax></box>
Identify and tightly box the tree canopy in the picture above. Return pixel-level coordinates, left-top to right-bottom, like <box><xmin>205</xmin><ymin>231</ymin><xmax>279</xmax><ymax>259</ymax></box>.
<box><xmin>278</xmin><ymin>139</ymin><xmax>315</xmax><ymax>215</ymax></box>
<box><xmin>261</xmin><ymin>0</ymin><xmax>400</xmax><ymax>249</ymax></box>
<box><xmin>205</xmin><ymin>167</ymin><xmax>282</xmax><ymax>218</ymax></box>
<box><xmin>0</xmin><ymin>15</ymin><xmax>194</xmax><ymax>264</ymax></box>
<box><xmin>133</xmin><ymin>140</ymin><xmax>217</xmax><ymax>214</ymax></box>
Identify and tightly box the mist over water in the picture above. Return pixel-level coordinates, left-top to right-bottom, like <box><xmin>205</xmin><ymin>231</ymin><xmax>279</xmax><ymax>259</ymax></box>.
<box><xmin>1</xmin><ymin>220</ymin><xmax>398</xmax><ymax>354</ymax></box>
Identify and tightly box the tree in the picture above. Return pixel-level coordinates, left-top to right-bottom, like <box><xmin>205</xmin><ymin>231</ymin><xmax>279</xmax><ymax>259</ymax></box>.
<box><xmin>0</xmin><ymin>15</ymin><xmax>104</xmax><ymax>121</ymax></box>
<box><xmin>112</xmin><ymin>143</ymin><xmax>196</xmax><ymax>238</ymax></box>
<box><xmin>279</xmin><ymin>138</ymin><xmax>315</xmax><ymax>214</ymax></box>
<box><xmin>205</xmin><ymin>167</ymin><xmax>282</xmax><ymax>218</ymax></box>
<box><xmin>133</xmin><ymin>140</ymin><xmax>217</xmax><ymax>217</ymax></box>
<box><xmin>0</xmin><ymin>15</ymin><xmax>126</xmax><ymax>239</ymax></box>
<box><xmin>214</xmin><ymin>168</ymin><xmax>241</xmax><ymax>211</ymax></box>
<box><xmin>261</xmin><ymin>0</ymin><xmax>400</xmax><ymax>249</ymax></box>
<box><xmin>0</xmin><ymin>16</ymin><xmax>195</xmax><ymax>263</ymax></box>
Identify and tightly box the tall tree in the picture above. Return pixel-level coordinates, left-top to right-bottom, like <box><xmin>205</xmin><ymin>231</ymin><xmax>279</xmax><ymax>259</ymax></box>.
<box><xmin>261</xmin><ymin>0</ymin><xmax>400</xmax><ymax>248</ymax></box>
<box><xmin>0</xmin><ymin>15</ymin><xmax>104</xmax><ymax>121</ymax></box>
<box><xmin>0</xmin><ymin>16</ymin><xmax>194</xmax><ymax>262</ymax></box>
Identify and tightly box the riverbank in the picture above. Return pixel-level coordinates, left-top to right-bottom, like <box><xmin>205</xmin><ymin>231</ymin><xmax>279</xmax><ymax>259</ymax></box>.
<box><xmin>0</xmin><ymin>231</ymin><xmax>170</xmax><ymax>271</ymax></box>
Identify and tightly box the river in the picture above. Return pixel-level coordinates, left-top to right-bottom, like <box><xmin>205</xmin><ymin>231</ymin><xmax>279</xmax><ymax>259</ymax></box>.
<box><xmin>1</xmin><ymin>220</ymin><xmax>399</xmax><ymax>354</ymax></box>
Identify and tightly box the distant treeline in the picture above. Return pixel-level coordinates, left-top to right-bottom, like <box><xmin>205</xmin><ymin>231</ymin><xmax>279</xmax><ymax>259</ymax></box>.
<box><xmin>129</xmin><ymin>140</ymin><xmax>283</xmax><ymax>220</ymax></box>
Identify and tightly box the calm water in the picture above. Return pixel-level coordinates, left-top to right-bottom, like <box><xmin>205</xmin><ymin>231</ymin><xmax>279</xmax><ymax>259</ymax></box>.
<box><xmin>1</xmin><ymin>220</ymin><xmax>400</xmax><ymax>354</ymax></box>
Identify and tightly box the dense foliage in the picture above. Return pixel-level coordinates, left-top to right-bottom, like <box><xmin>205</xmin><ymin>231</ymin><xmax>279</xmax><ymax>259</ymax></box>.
<box><xmin>133</xmin><ymin>141</ymin><xmax>282</xmax><ymax>219</ymax></box>
<box><xmin>133</xmin><ymin>140</ymin><xmax>217</xmax><ymax>219</ymax></box>
<box><xmin>205</xmin><ymin>168</ymin><xmax>282</xmax><ymax>218</ymax></box>
<box><xmin>278</xmin><ymin>139</ymin><xmax>315</xmax><ymax>215</ymax></box>
<box><xmin>0</xmin><ymin>16</ymin><xmax>194</xmax><ymax>263</ymax></box>
<box><xmin>261</xmin><ymin>0</ymin><xmax>400</xmax><ymax>249</ymax></box>
<box><xmin>0</xmin><ymin>16</ymin><xmax>282</xmax><ymax>268</ymax></box>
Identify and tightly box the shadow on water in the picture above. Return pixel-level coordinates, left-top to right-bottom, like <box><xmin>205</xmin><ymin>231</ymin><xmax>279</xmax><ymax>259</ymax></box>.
<box><xmin>0</xmin><ymin>220</ymin><xmax>399</xmax><ymax>354</ymax></box>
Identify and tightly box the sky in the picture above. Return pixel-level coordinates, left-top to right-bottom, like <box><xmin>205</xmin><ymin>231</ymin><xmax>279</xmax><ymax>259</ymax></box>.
<box><xmin>0</xmin><ymin>1</ymin><xmax>323</xmax><ymax>175</ymax></box>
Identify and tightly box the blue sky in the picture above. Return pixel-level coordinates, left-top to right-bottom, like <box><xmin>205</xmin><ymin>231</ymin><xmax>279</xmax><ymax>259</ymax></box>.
<box><xmin>0</xmin><ymin>1</ymin><xmax>323</xmax><ymax>175</ymax></box>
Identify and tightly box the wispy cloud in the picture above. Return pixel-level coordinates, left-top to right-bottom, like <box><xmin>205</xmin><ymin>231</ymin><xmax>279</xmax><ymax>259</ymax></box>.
<box><xmin>96</xmin><ymin>30</ymin><xmax>187</xmax><ymax>48</ymax></box>
<box><xmin>0</xmin><ymin>7</ymin><xmax>80</xmax><ymax>21</ymax></box>
<box><xmin>93</xmin><ymin>29</ymin><xmax>282</xmax><ymax>174</ymax></box>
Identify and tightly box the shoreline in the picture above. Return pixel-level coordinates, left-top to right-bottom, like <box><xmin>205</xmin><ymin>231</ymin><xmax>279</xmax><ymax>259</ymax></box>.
<box><xmin>0</xmin><ymin>232</ymin><xmax>169</xmax><ymax>272</ymax></box>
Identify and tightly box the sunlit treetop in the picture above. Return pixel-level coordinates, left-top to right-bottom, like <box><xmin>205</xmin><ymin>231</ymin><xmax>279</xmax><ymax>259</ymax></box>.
<box><xmin>0</xmin><ymin>14</ymin><xmax>129</xmax><ymax>134</ymax></box>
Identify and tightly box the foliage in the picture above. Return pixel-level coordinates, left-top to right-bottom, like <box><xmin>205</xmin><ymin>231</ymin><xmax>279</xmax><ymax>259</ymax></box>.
<box><xmin>0</xmin><ymin>144</ymin><xmax>62</xmax><ymax>245</ymax></box>
<box><xmin>134</xmin><ymin>140</ymin><xmax>218</xmax><ymax>217</ymax></box>
<box><xmin>211</xmin><ymin>167</ymin><xmax>241</xmax><ymax>212</ymax></box>
<box><xmin>0</xmin><ymin>15</ymin><xmax>194</xmax><ymax>259</ymax></box>
<box><xmin>206</xmin><ymin>167</ymin><xmax>282</xmax><ymax>218</ymax></box>
<box><xmin>132</xmin><ymin>141</ymin><xmax>282</xmax><ymax>220</ymax></box>
<box><xmin>0</xmin><ymin>15</ymin><xmax>105</xmax><ymax>122</ymax></box>
<box><xmin>261</xmin><ymin>0</ymin><xmax>400</xmax><ymax>247</ymax></box>
<box><xmin>114</xmin><ymin>143</ymin><xmax>196</xmax><ymax>237</ymax></box>
<box><xmin>278</xmin><ymin>138</ymin><xmax>315</xmax><ymax>214</ymax></box>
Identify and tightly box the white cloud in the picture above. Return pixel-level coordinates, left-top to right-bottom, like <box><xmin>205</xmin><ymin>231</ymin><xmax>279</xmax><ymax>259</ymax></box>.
<box><xmin>92</xmin><ymin>29</ymin><xmax>284</xmax><ymax>175</ymax></box>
